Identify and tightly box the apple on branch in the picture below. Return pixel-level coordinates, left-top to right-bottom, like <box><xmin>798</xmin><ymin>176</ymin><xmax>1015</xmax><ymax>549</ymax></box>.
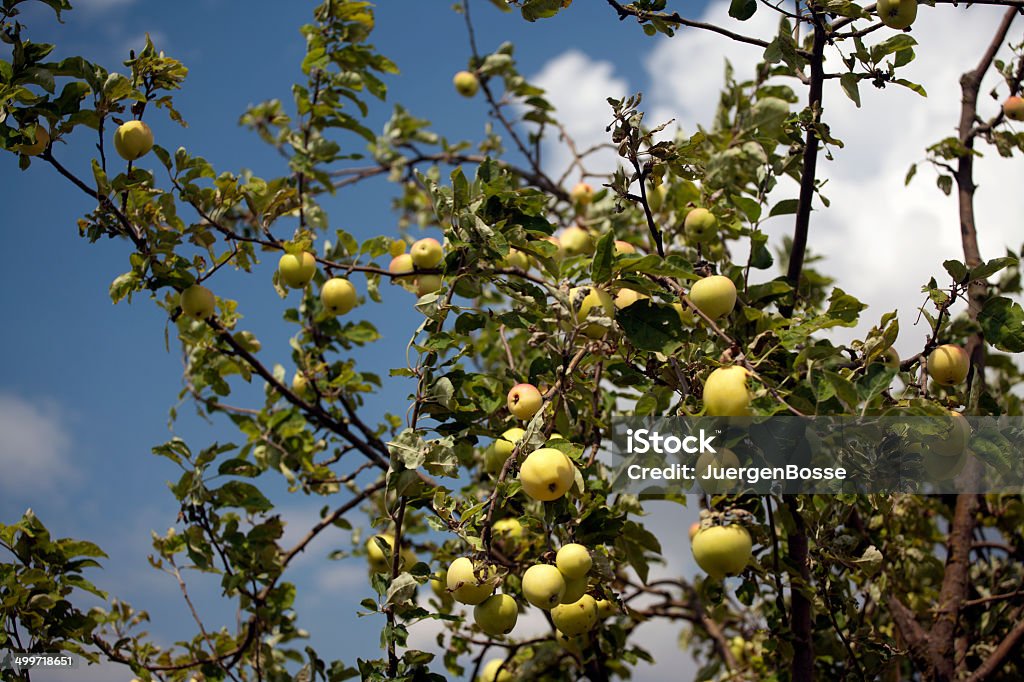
<box><xmin>410</xmin><ymin>237</ymin><xmax>444</xmax><ymax>269</ymax></box>
<box><xmin>691</xmin><ymin>525</ymin><xmax>752</xmax><ymax>579</ymax></box>
<box><xmin>928</xmin><ymin>344</ymin><xmax>969</xmax><ymax>385</ymax></box>
<box><xmin>1003</xmin><ymin>96</ymin><xmax>1024</xmax><ymax>122</ymax></box>
<box><xmin>278</xmin><ymin>251</ymin><xmax>317</xmax><ymax>289</ymax></box>
<box><xmin>507</xmin><ymin>383</ymin><xmax>542</xmax><ymax>420</ymax></box>
<box><xmin>16</xmin><ymin>124</ymin><xmax>49</xmax><ymax>156</ymax></box>
<box><xmin>320</xmin><ymin>277</ymin><xmax>357</xmax><ymax>315</ymax></box>
<box><xmin>688</xmin><ymin>275</ymin><xmax>737</xmax><ymax>320</ymax></box>
<box><xmin>453</xmin><ymin>71</ymin><xmax>479</xmax><ymax>97</ymax></box>
<box><xmin>522</xmin><ymin>563</ymin><xmax>566</xmax><ymax>609</ymax></box>
<box><xmin>703</xmin><ymin>365</ymin><xmax>752</xmax><ymax>416</ymax></box>
<box><xmin>876</xmin><ymin>0</ymin><xmax>917</xmax><ymax>30</ymax></box>
<box><xmin>179</xmin><ymin>284</ymin><xmax>216</xmax><ymax>320</ymax></box>
<box><xmin>114</xmin><ymin>120</ymin><xmax>155</xmax><ymax>161</ymax></box>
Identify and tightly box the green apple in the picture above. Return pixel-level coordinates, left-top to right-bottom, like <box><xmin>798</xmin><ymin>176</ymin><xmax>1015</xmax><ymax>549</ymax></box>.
<box><xmin>278</xmin><ymin>251</ymin><xmax>317</xmax><ymax>289</ymax></box>
<box><xmin>114</xmin><ymin>120</ymin><xmax>154</xmax><ymax>161</ymax></box>
<box><xmin>478</xmin><ymin>659</ymin><xmax>512</xmax><ymax>682</ymax></box>
<box><xmin>320</xmin><ymin>277</ymin><xmax>357</xmax><ymax>315</ymax></box>
<box><xmin>555</xmin><ymin>630</ymin><xmax>589</xmax><ymax>657</ymax></box>
<box><xmin>522</xmin><ymin>563</ymin><xmax>566</xmax><ymax>609</ymax></box>
<box><xmin>883</xmin><ymin>347</ymin><xmax>900</xmax><ymax>368</ymax></box>
<box><xmin>366</xmin><ymin>534</ymin><xmax>402</xmax><ymax>574</ymax></box>
<box><xmin>507</xmin><ymin>383</ymin><xmax>542</xmax><ymax>420</ymax></box>
<box><xmin>17</xmin><ymin>124</ymin><xmax>49</xmax><ymax>156</ymax></box>
<box><xmin>691</xmin><ymin>525</ymin><xmax>752</xmax><ymax>579</ymax></box>
<box><xmin>492</xmin><ymin>517</ymin><xmax>523</xmax><ymax>539</ymax></box>
<box><xmin>473</xmin><ymin>593</ymin><xmax>519</xmax><ymax>636</ymax></box>
<box><xmin>703</xmin><ymin>366</ymin><xmax>752</xmax><ymax>416</ymax></box>
<box><xmin>500</xmin><ymin>248</ymin><xmax>529</xmax><ymax>270</ymax></box>
<box><xmin>684</xmin><ymin>207</ymin><xmax>718</xmax><ymax>243</ymax></box>
<box><xmin>695</xmin><ymin>447</ymin><xmax>741</xmax><ymax>494</ymax></box>
<box><xmin>921</xmin><ymin>445</ymin><xmax>968</xmax><ymax>482</ymax></box>
<box><xmin>1005</xmin><ymin>96</ymin><xmax>1024</xmax><ymax>121</ymax></box>
<box><xmin>519</xmin><ymin>448</ymin><xmax>575</xmax><ymax>502</ymax></box>
<box><xmin>614</xmin><ymin>240</ymin><xmax>637</xmax><ymax>256</ymax></box>
<box><xmin>569</xmin><ymin>286</ymin><xmax>615</xmax><ymax>339</ymax></box>
<box><xmin>559</xmin><ymin>574</ymin><xmax>588</xmax><ymax>604</ymax></box>
<box><xmin>430</xmin><ymin>569</ymin><xmax>451</xmax><ymax>601</ymax></box>
<box><xmin>551</xmin><ymin>594</ymin><xmax>598</xmax><ymax>636</ymax></box>
<box><xmin>672</xmin><ymin>302</ymin><xmax>695</xmax><ymax>326</ymax></box>
<box><xmin>453</xmin><ymin>71</ymin><xmax>479</xmax><ymax>97</ymax></box>
<box><xmin>614</xmin><ymin>288</ymin><xmax>648</xmax><ymax>309</ymax></box>
<box><xmin>876</xmin><ymin>0</ymin><xmax>917</xmax><ymax>29</ymax></box>
<box><xmin>555</xmin><ymin>543</ymin><xmax>592</xmax><ymax>579</ymax></box>
<box><xmin>179</xmin><ymin>284</ymin><xmax>215</xmax><ymax>320</ymax></box>
<box><xmin>570</xmin><ymin>181</ymin><xmax>594</xmax><ymax>205</ymax></box>
<box><xmin>447</xmin><ymin>557</ymin><xmax>497</xmax><ymax>605</ymax></box>
<box><xmin>414</xmin><ymin>274</ymin><xmax>443</xmax><ymax>297</ymax></box>
<box><xmin>928</xmin><ymin>344</ymin><xmax>969</xmax><ymax>385</ymax></box>
<box><xmin>688</xmin><ymin>275</ymin><xmax>736</xmax><ymax>320</ymax></box>
<box><xmin>559</xmin><ymin>226</ymin><xmax>595</xmax><ymax>256</ymax></box>
<box><xmin>291</xmin><ymin>371</ymin><xmax>314</xmax><ymax>400</ymax></box>
<box><xmin>410</xmin><ymin>237</ymin><xmax>444</xmax><ymax>269</ymax></box>
<box><xmin>484</xmin><ymin>427</ymin><xmax>526</xmax><ymax>474</ymax></box>
<box><xmin>930</xmin><ymin>410</ymin><xmax>971</xmax><ymax>457</ymax></box>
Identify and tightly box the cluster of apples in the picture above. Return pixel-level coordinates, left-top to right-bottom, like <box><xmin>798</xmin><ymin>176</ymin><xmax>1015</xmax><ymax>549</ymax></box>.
<box><xmin>388</xmin><ymin>237</ymin><xmax>445</xmax><ymax>297</ymax></box>
<box><xmin>16</xmin><ymin>117</ymin><xmax>154</xmax><ymax>160</ymax></box>
<box><xmin>504</xmin><ymin>383</ymin><xmax>580</xmax><ymax>501</ymax></box>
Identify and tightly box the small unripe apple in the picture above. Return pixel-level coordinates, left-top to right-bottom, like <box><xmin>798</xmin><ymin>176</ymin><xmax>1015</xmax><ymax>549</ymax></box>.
<box><xmin>551</xmin><ymin>594</ymin><xmax>598</xmax><ymax>636</ymax></box>
<box><xmin>684</xmin><ymin>207</ymin><xmax>718</xmax><ymax>243</ymax></box>
<box><xmin>478</xmin><ymin>659</ymin><xmax>512</xmax><ymax>682</ymax></box>
<box><xmin>453</xmin><ymin>71</ymin><xmax>479</xmax><ymax>98</ymax></box>
<box><xmin>447</xmin><ymin>557</ymin><xmax>497</xmax><ymax>605</ymax></box>
<box><xmin>291</xmin><ymin>372</ymin><xmax>314</xmax><ymax>400</ymax></box>
<box><xmin>883</xmin><ymin>347</ymin><xmax>900</xmax><ymax>368</ymax></box>
<box><xmin>473</xmin><ymin>593</ymin><xmax>519</xmax><ymax>636</ymax></box>
<box><xmin>570</xmin><ymin>182</ymin><xmax>594</xmax><ymax>205</ymax></box>
<box><xmin>703</xmin><ymin>365</ymin><xmax>752</xmax><ymax>416</ymax></box>
<box><xmin>614</xmin><ymin>288</ymin><xmax>648</xmax><ymax>309</ymax></box>
<box><xmin>691</xmin><ymin>525</ymin><xmax>752</xmax><ymax>579</ymax></box>
<box><xmin>688</xmin><ymin>275</ymin><xmax>737</xmax><ymax>320</ymax></box>
<box><xmin>507</xmin><ymin>383</ymin><xmax>543</xmax><ymax>420</ymax></box>
<box><xmin>484</xmin><ymin>427</ymin><xmax>526</xmax><ymax>474</ymax></box>
<box><xmin>560</xmin><ymin>573</ymin><xmax>588</xmax><ymax>604</ymax></box>
<box><xmin>928</xmin><ymin>344</ymin><xmax>969</xmax><ymax>385</ymax></box>
<box><xmin>414</xmin><ymin>274</ymin><xmax>443</xmax><ymax>297</ymax></box>
<box><xmin>522</xmin><ymin>563</ymin><xmax>566</xmax><ymax>609</ymax></box>
<box><xmin>614</xmin><ymin>240</ymin><xmax>637</xmax><ymax>256</ymax></box>
<box><xmin>519</xmin><ymin>448</ymin><xmax>575</xmax><ymax>502</ymax></box>
<box><xmin>500</xmin><ymin>248</ymin><xmax>529</xmax><ymax>270</ymax></box>
<box><xmin>114</xmin><ymin>120</ymin><xmax>154</xmax><ymax>161</ymax></box>
<box><xmin>1005</xmin><ymin>96</ymin><xmax>1024</xmax><ymax>121</ymax></box>
<box><xmin>366</xmin><ymin>534</ymin><xmax>406</xmax><ymax>573</ymax></box>
<box><xmin>279</xmin><ymin>251</ymin><xmax>317</xmax><ymax>289</ymax></box>
<box><xmin>930</xmin><ymin>410</ymin><xmax>971</xmax><ymax>457</ymax></box>
<box><xmin>320</xmin><ymin>277</ymin><xmax>357</xmax><ymax>315</ymax></box>
<box><xmin>179</xmin><ymin>284</ymin><xmax>215</xmax><ymax>320</ymax></box>
<box><xmin>17</xmin><ymin>125</ymin><xmax>49</xmax><ymax>156</ymax></box>
<box><xmin>672</xmin><ymin>302</ymin><xmax>695</xmax><ymax>326</ymax></box>
<box><xmin>410</xmin><ymin>237</ymin><xmax>444</xmax><ymax>269</ymax></box>
<box><xmin>555</xmin><ymin>543</ymin><xmax>592</xmax><ymax>579</ymax></box>
<box><xmin>877</xmin><ymin>0</ymin><xmax>917</xmax><ymax>29</ymax></box>
<box><xmin>559</xmin><ymin>226</ymin><xmax>595</xmax><ymax>256</ymax></box>
<box><xmin>569</xmin><ymin>286</ymin><xmax>615</xmax><ymax>339</ymax></box>
<box><xmin>695</xmin><ymin>447</ymin><xmax>741</xmax><ymax>494</ymax></box>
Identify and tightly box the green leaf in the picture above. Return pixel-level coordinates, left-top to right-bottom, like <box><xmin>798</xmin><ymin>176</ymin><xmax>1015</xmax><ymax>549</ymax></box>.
<box><xmin>616</xmin><ymin>300</ymin><xmax>684</xmax><ymax>353</ymax></box>
<box><xmin>943</xmin><ymin>260</ymin><xmax>969</xmax><ymax>284</ymax></box>
<box><xmin>769</xmin><ymin>199</ymin><xmax>799</xmax><ymax>218</ymax></box>
<box><xmin>729</xmin><ymin>0</ymin><xmax>757</xmax><ymax>20</ymax></box>
<box><xmin>840</xmin><ymin>73</ymin><xmax>861</xmax><ymax>108</ymax></box>
<box><xmin>970</xmin><ymin>256</ymin><xmax>1018</xmax><ymax>282</ymax></box>
<box><xmin>591</xmin><ymin>231</ymin><xmax>614</xmax><ymax>283</ymax></box>
<box><xmin>979</xmin><ymin>297</ymin><xmax>1024</xmax><ymax>353</ymax></box>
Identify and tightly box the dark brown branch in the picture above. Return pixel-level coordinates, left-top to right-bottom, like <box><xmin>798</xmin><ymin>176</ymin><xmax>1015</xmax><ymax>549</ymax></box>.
<box><xmin>784</xmin><ymin>496</ymin><xmax>814</xmax><ymax>682</ymax></box>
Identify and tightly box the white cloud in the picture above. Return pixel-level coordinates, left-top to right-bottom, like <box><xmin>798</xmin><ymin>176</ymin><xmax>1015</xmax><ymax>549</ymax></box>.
<box><xmin>0</xmin><ymin>393</ymin><xmax>76</xmax><ymax>497</ymax></box>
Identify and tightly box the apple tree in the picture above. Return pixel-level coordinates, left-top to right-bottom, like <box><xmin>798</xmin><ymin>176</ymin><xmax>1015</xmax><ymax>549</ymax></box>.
<box><xmin>3</xmin><ymin>0</ymin><xmax>1024</xmax><ymax>680</ymax></box>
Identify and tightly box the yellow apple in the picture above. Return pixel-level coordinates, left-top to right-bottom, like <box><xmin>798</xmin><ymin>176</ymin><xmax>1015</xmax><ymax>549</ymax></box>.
<box><xmin>492</xmin><ymin>517</ymin><xmax>523</xmax><ymax>539</ymax></box>
<box><xmin>569</xmin><ymin>286</ymin><xmax>614</xmax><ymax>339</ymax></box>
<box><xmin>474</xmin><ymin>593</ymin><xmax>519</xmax><ymax>637</ymax></box>
<box><xmin>877</xmin><ymin>0</ymin><xmax>917</xmax><ymax>29</ymax></box>
<box><xmin>410</xmin><ymin>237</ymin><xmax>444</xmax><ymax>269</ymax></box>
<box><xmin>430</xmin><ymin>569</ymin><xmax>451</xmax><ymax>601</ymax></box>
<box><xmin>559</xmin><ymin>226</ymin><xmax>595</xmax><ymax>256</ymax></box>
<box><xmin>113</xmin><ymin>120</ymin><xmax>154</xmax><ymax>161</ymax></box>
<box><xmin>555</xmin><ymin>543</ymin><xmax>592</xmax><ymax>579</ymax></box>
<box><xmin>691</xmin><ymin>525</ymin><xmax>752</xmax><ymax>579</ymax></box>
<box><xmin>672</xmin><ymin>302</ymin><xmax>695</xmax><ymax>326</ymax></box>
<box><xmin>389</xmin><ymin>239</ymin><xmax>407</xmax><ymax>257</ymax></box>
<box><xmin>179</xmin><ymin>284</ymin><xmax>215</xmax><ymax>320</ymax></box>
<box><xmin>388</xmin><ymin>253</ymin><xmax>417</xmax><ymax>291</ymax></box>
<box><xmin>519</xmin><ymin>448</ymin><xmax>575</xmax><ymax>502</ymax></box>
<box><xmin>484</xmin><ymin>427</ymin><xmax>526</xmax><ymax>474</ymax></box>
<box><xmin>291</xmin><ymin>372</ymin><xmax>314</xmax><ymax>400</ymax></box>
<box><xmin>614</xmin><ymin>288</ymin><xmax>648</xmax><ymax>309</ymax></box>
<box><xmin>695</xmin><ymin>447</ymin><xmax>741</xmax><ymax>494</ymax></box>
<box><xmin>542</xmin><ymin>235</ymin><xmax>564</xmax><ymax>261</ymax></box>
<box><xmin>507</xmin><ymin>384</ymin><xmax>542</xmax><ymax>420</ymax></box>
<box><xmin>320</xmin><ymin>277</ymin><xmax>357</xmax><ymax>315</ymax></box>
<box><xmin>447</xmin><ymin>557</ymin><xmax>497</xmax><ymax>605</ymax></box>
<box><xmin>522</xmin><ymin>563</ymin><xmax>566</xmax><ymax>609</ymax></box>
<box><xmin>500</xmin><ymin>248</ymin><xmax>529</xmax><ymax>270</ymax></box>
<box><xmin>478</xmin><ymin>659</ymin><xmax>512</xmax><ymax>682</ymax></box>
<box><xmin>414</xmin><ymin>274</ymin><xmax>443</xmax><ymax>297</ymax></box>
<box><xmin>17</xmin><ymin>124</ymin><xmax>49</xmax><ymax>156</ymax></box>
<box><xmin>1005</xmin><ymin>96</ymin><xmax>1024</xmax><ymax>121</ymax></box>
<box><xmin>684</xmin><ymin>207</ymin><xmax>718</xmax><ymax>243</ymax></box>
<box><xmin>366</xmin><ymin>534</ymin><xmax>414</xmax><ymax>574</ymax></box>
<box><xmin>570</xmin><ymin>181</ymin><xmax>594</xmax><ymax>205</ymax></box>
<box><xmin>688</xmin><ymin>275</ymin><xmax>737</xmax><ymax>320</ymax></box>
<box><xmin>703</xmin><ymin>366</ymin><xmax>752</xmax><ymax>416</ymax></box>
<box><xmin>555</xmin><ymin>630</ymin><xmax>590</xmax><ymax>656</ymax></box>
<box><xmin>614</xmin><ymin>240</ymin><xmax>637</xmax><ymax>256</ymax></box>
<box><xmin>551</xmin><ymin>594</ymin><xmax>598</xmax><ymax>636</ymax></box>
<box><xmin>278</xmin><ymin>251</ymin><xmax>317</xmax><ymax>289</ymax></box>
<box><xmin>928</xmin><ymin>344</ymin><xmax>969</xmax><ymax>385</ymax></box>
<box><xmin>883</xmin><ymin>347</ymin><xmax>900</xmax><ymax>368</ymax></box>
<box><xmin>560</xmin><ymin>574</ymin><xmax>588</xmax><ymax>604</ymax></box>
<box><xmin>930</xmin><ymin>411</ymin><xmax>971</xmax><ymax>457</ymax></box>
<box><xmin>453</xmin><ymin>71</ymin><xmax>479</xmax><ymax>98</ymax></box>
<box><xmin>596</xmin><ymin>598</ymin><xmax>617</xmax><ymax>619</ymax></box>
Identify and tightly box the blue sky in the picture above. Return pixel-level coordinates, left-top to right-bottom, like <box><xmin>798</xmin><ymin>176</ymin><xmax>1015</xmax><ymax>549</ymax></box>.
<box><xmin>3</xmin><ymin>0</ymin><xmax>1024</xmax><ymax>680</ymax></box>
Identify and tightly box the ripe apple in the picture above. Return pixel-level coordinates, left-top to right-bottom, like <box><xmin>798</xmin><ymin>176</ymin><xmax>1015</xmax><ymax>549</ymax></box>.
<box><xmin>507</xmin><ymin>383</ymin><xmax>543</xmax><ymax>420</ymax></box>
<box><xmin>614</xmin><ymin>288</ymin><xmax>648</xmax><ymax>309</ymax></box>
<box><xmin>492</xmin><ymin>517</ymin><xmax>523</xmax><ymax>539</ymax></box>
<box><xmin>453</xmin><ymin>71</ymin><xmax>479</xmax><ymax>98</ymax></box>
<box><xmin>113</xmin><ymin>120</ymin><xmax>154</xmax><ymax>161</ymax></box>
<box><xmin>291</xmin><ymin>372</ymin><xmax>314</xmax><ymax>400</ymax></box>
<box><xmin>478</xmin><ymin>659</ymin><xmax>512</xmax><ymax>682</ymax></box>
<box><xmin>696</xmin><ymin>447</ymin><xmax>741</xmax><ymax>494</ymax></box>
<box><xmin>414</xmin><ymin>274</ymin><xmax>443</xmax><ymax>297</ymax></box>
<box><xmin>596</xmin><ymin>598</ymin><xmax>617</xmax><ymax>619</ymax></box>
<box><xmin>688</xmin><ymin>275</ymin><xmax>737</xmax><ymax>320</ymax></box>
<box><xmin>474</xmin><ymin>593</ymin><xmax>519</xmax><ymax>636</ymax></box>
<box><xmin>876</xmin><ymin>0</ymin><xmax>917</xmax><ymax>29</ymax></box>
<box><xmin>559</xmin><ymin>226</ymin><xmax>595</xmax><ymax>256</ymax></box>
<box><xmin>388</xmin><ymin>253</ymin><xmax>417</xmax><ymax>291</ymax></box>
<box><xmin>570</xmin><ymin>181</ymin><xmax>594</xmax><ymax>205</ymax></box>
<box><xmin>569</xmin><ymin>286</ymin><xmax>615</xmax><ymax>339</ymax></box>
<box><xmin>614</xmin><ymin>240</ymin><xmax>637</xmax><ymax>256</ymax></box>
<box><xmin>703</xmin><ymin>366</ymin><xmax>752</xmax><ymax>416</ymax></box>
<box><xmin>1005</xmin><ymin>96</ymin><xmax>1024</xmax><ymax>121</ymax></box>
<box><xmin>883</xmin><ymin>347</ymin><xmax>900</xmax><ymax>368</ymax></box>
<box><xmin>928</xmin><ymin>344</ymin><xmax>969</xmax><ymax>385</ymax></box>
<box><xmin>320</xmin><ymin>277</ymin><xmax>357</xmax><ymax>315</ymax></box>
<box><xmin>500</xmin><ymin>248</ymin><xmax>529</xmax><ymax>270</ymax></box>
<box><xmin>484</xmin><ymin>427</ymin><xmax>526</xmax><ymax>474</ymax></box>
<box><xmin>672</xmin><ymin>302</ymin><xmax>695</xmax><ymax>326</ymax></box>
<box><xmin>930</xmin><ymin>410</ymin><xmax>971</xmax><ymax>457</ymax></box>
<box><xmin>519</xmin><ymin>448</ymin><xmax>575</xmax><ymax>502</ymax></box>
<box><xmin>17</xmin><ymin>124</ymin><xmax>49</xmax><ymax>156</ymax></box>
<box><xmin>447</xmin><ymin>557</ymin><xmax>497</xmax><ymax>605</ymax></box>
<box><xmin>555</xmin><ymin>630</ymin><xmax>589</xmax><ymax>656</ymax></box>
<box><xmin>279</xmin><ymin>251</ymin><xmax>317</xmax><ymax>289</ymax></box>
<box><xmin>430</xmin><ymin>569</ymin><xmax>450</xmax><ymax>601</ymax></box>
<box><xmin>688</xmin><ymin>521</ymin><xmax>701</xmax><ymax>541</ymax></box>
<box><xmin>684</xmin><ymin>207</ymin><xmax>718</xmax><ymax>243</ymax></box>
<box><xmin>179</xmin><ymin>284</ymin><xmax>215</xmax><ymax>320</ymax></box>
<box><xmin>691</xmin><ymin>525</ymin><xmax>752</xmax><ymax>579</ymax></box>
<box><xmin>555</xmin><ymin>543</ymin><xmax>592</xmax><ymax>579</ymax></box>
<box><xmin>551</xmin><ymin>594</ymin><xmax>598</xmax><ymax>636</ymax></box>
<box><xmin>410</xmin><ymin>237</ymin><xmax>444</xmax><ymax>269</ymax></box>
<box><xmin>366</xmin><ymin>534</ymin><xmax>412</xmax><ymax>574</ymax></box>
<box><xmin>560</xmin><ymin>574</ymin><xmax>589</xmax><ymax>604</ymax></box>
<box><xmin>389</xmin><ymin>239</ymin><xmax>407</xmax><ymax>257</ymax></box>
<box><xmin>522</xmin><ymin>563</ymin><xmax>566</xmax><ymax>609</ymax></box>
